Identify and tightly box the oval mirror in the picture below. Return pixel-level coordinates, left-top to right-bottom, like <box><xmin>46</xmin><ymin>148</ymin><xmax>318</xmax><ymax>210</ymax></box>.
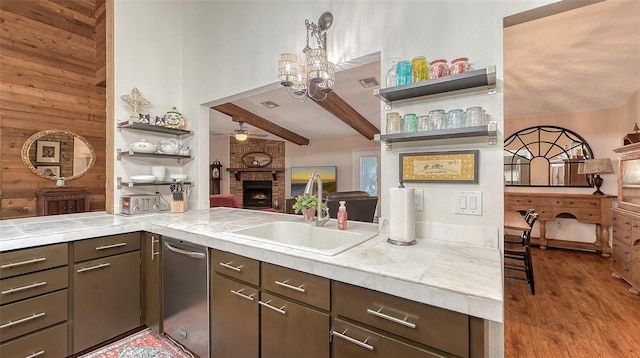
<box><xmin>21</xmin><ymin>129</ymin><xmax>96</xmax><ymax>183</ymax></box>
<box><xmin>242</xmin><ymin>152</ymin><xmax>271</xmax><ymax>167</ymax></box>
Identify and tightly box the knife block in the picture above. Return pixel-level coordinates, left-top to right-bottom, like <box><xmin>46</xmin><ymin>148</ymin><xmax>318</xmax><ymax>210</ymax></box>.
<box><xmin>171</xmin><ymin>198</ymin><xmax>187</xmax><ymax>213</ymax></box>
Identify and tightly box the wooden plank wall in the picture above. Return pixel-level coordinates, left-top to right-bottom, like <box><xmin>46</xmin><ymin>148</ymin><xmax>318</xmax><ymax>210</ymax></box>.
<box><xmin>0</xmin><ymin>0</ymin><xmax>107</xmax><ymax>219</ymax></box>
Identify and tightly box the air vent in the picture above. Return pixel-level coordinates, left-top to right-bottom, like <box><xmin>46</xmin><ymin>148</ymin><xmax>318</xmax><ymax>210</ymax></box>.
<box><xmin>260</xmin><ymin>101</ymin><xmax>279</xmax><ymax>108</ymax></box>
<box><xmin>358</xmin><ymin>77</ymin><xmax>379</xmax><ymax>88</ymax></box>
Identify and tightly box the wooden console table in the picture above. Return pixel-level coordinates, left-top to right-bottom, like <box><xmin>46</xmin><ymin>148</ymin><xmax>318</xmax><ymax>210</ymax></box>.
<box><xmin>505</xmin><ymin>193</ymin><xmax>616</xmax><ymax>257</ymax></box>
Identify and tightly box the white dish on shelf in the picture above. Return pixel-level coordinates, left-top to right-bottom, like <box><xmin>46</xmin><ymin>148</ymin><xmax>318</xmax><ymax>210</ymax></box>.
<box><xmin>130</xmin><ymin>175</ymin><xmax>156</xmax><ymax>183</ymax></box>
<box><xmin>170</xmin><ymin>174</ymin><xmax>188</xmax><ymax>181</ymax></box>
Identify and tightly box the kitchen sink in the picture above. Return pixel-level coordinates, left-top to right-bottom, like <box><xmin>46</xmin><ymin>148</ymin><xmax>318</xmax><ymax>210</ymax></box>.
<box><xmin>228</xmin><ymin>221</ymin><xmax>378</xmax><ymax>256</ymax></box>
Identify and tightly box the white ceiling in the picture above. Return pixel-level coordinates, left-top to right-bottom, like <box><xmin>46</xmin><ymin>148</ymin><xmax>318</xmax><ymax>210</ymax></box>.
<box><xmin>504</xmin><ymin>0</ymin><xmax>640</xmax><ymax>119</ymax></box>
<box><xmin>210</xmin><ymin>1</ymin><xmax>640</xmax><ymax>142</ymax></box>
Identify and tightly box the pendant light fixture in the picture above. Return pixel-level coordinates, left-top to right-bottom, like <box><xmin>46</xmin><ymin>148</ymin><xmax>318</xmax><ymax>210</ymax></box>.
<box><xmin>234</xmin><ymin>121</ymin><xmax>248</xmax><ymax>141</ymax></box>
<box><xmin>277</xmin><ymin>12</ymin><xmax>335</xmax><ymax>102</ymax></box>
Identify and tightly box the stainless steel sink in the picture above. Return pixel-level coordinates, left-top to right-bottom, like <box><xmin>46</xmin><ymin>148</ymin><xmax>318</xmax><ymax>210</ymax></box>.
<box><xmin>229</xmin><ymin>221</ymin><xmax>378</xmax><ymax>256</ymax></box>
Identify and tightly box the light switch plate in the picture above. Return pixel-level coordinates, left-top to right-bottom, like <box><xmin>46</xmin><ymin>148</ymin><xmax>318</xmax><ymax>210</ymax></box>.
<box><xmin>454</xmin><ymin>191</ymin><xmax>482</xmax><ymax>215</ymax></box>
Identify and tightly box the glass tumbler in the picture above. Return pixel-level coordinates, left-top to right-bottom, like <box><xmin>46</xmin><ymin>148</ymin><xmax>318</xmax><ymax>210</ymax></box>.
<box><xmin>403</xmin><ymin>113</ymin><xmax>418</xmax><ymax>132</ymax></box>
<box><xmin>396</xmin><ymin>60</ymin><xmax>412</xmax><ymax>86</ymax></box>
<box><xmin>411</xmin><ymin>56</ymin><xmax>428</xmax><ymax>83</ymax></box>
<box><xmin>428</xmin><ymin>59</ymin><xmax>449</xmax><ymax>79</ymax></box>
<box><xmin>386</xmin><ymin>112</ymin><xmax>402</xmax><ymax>134</ymax></box>
<box><xmin>384</xmin><ymin>57</ymin><xmax>401</xmax><ymax>88</ymax></box>
<box><xmin>447</xmin><ymin>109</ymin><xmax>465</xmax><ymax>128</ymax></box>
<box><xmin>418</xmin><ymin>115</ymin><xmax>430</xmax><ymax>132</ymax></box>
<box><xmin>429</xmin><ymin>109</ymin><xmax>447</xmax><ymax>130</ymax></box>
<box><xmin>465</xmin><ymin>106</ymin><xmax>485</xmax><ymax>126</ymax></box>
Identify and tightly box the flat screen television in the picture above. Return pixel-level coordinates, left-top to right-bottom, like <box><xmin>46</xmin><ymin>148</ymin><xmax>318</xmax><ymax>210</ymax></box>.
<box><xmin>290</xmin><ymin>166</ymin><xmax>337</xmax><ymax>198</ymax></box>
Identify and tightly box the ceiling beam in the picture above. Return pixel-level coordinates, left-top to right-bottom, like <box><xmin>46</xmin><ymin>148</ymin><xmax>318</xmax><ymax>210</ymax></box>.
<box><xmin>211</xmin><ymin>103</ymin><xmax>310</xmax><ymax>146</ymax></box>
<box><xmin>310</xmin><ymin>85</ymin><xmax>380</xmax><ymax>140</ymax></box>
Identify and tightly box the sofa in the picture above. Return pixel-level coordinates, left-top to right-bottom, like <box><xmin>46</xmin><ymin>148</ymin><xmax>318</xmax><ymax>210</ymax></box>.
<box><xmin>325</xmin><ymin>191</ymin><xmax>378</xmax><ymax>223</ymax></box>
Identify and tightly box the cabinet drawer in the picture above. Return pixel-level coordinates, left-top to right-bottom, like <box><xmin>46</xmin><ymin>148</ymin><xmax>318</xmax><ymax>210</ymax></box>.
<box><xmin>0</xmin><ymin>244</ymin><xmax>68</xmax><ymax>279</ymax></box>
<box><xmin>612</xmin><ymin>227</ymin><xmax>633</xmax><ymax>246</ymax></box>
<box><xmin>262</xmin><ymin>263</ymin><xmax>330</xmax><ymax>310</ymax></box>
<box><xmin>211</xmin><ymin>274</ymin><xmax>259</xmax><ymax>358</ymax></box>
<box><xmin>612</xmin><ymin>241</ymin><xmax>632</xmax><ymax>263</ymax></box>
<box><xmin>564</xmin><ymin>198</ymin><xmax>600</xmax><ymax>208</ymax></box>
<box><xmin>0</xmin><ymin>266</ymin><xmax>68</xmax><ymax>305</ymax></box>
<box><xmin>575</xmin><ymin>209</ymin><xmax>601</xmax><ymax>223</ymax></box>
<box><xmin>535</xmin><ymin>206</ymin><xmax>554</xmax><ymax>219</ymax></box>
<box><xmin>0</xmin><ymin>289</ymin><xmax>67</xmax><ymax>343</ymax></box>
<box><xmin>260</xmin><ymin>292</ymin><xmax>330</xmax><ymax>358</ymax></box>
<box><xmin>333</xmin><ymin>282</ymin><xmax>469</xmax><ymax>358</ymax></box>
<box><xmin>612</xmin><ymin>255</ymin><xmax>632</xmax><ymax>282</ymax></box>
<box><xmin>74</xmin><ymin>232</ymin><xmax>140</xmax><ymax>262</ymax></box>
<box><xmin>332</xmin><ymin>318</ymin><xmax>442</xmax><ymax>358</ymax></box>
<box><xmin>612</xmin><ymin>211</ymin><xmax>633</xmax><ymax>231</ymax></box>
<box><xmin>212</xmin><ymin>249</ymin><xmax>259</xmax><ymax>286</ymax></box>
<box><xmin>0</xmin><ymin>322</ymin><xmax>67</xmax><ymax>358</ymax></box>
<box><xmin>526</xmin><ymin>197</ymin><xmax>562</xmax><ymax>206</ymax></box>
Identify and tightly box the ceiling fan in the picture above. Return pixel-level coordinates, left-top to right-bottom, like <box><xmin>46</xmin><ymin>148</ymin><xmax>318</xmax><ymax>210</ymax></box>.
<box><xmin>232</xmin><ymin>121</ymin><xmax>267</xmax><ymax>141</ymax></box>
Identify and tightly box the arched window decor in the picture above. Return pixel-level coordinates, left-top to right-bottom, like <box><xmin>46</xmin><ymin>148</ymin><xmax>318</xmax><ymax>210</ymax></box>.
<box><xmin>504</xmin><ymin>126</ymin><xmax>594</xmax><ymax>187</ymax></box>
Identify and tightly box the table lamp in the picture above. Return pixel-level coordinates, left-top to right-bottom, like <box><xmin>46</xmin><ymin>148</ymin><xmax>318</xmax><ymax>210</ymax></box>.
<box><xmin>579</xmin><ymin>158</ymin><xmax>614</xmax><ymax>195</ymax></box>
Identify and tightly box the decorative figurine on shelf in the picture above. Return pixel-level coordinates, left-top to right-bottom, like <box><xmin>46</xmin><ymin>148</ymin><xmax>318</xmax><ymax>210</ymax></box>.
<box><xmin>120</xmin><ymin>87</ymin><xmax>150</xmax><ymax>123</ymax></box>
<box><xmin>165</xmin><ymin>107</ymin><xmax>185</xmax><ymax>130</ymax></box>
<box><xmin>138</xmin><ymin>113</ymin><xmax>151</xmax><ymax>124</ymax></box>
<box><xmin>154</xmin><ymin>115</ymin><xmax>165</xmax><ymax>126</ymax></box>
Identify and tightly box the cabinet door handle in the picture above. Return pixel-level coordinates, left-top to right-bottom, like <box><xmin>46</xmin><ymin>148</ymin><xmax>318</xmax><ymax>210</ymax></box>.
<box><xmin>275</xmin><ymin>280</ymin><xmax>306</xmax><ymax>293</ymax></box>
<box><xmin>332</xmin><ymin>329</ymin><xmax>374</xmax><ymax>350</ymax></box>
<box><xmin>77</xmin><ymin>262</ymin><xmax>111</xmax><ymax>273</ymax></box>
<box><xmin>151</xmin><ymin>237</ymin><xmax>160</xmax><ymax>260</ymax></box>
<box><xmin>1</xmin><ymin>281</ymin><xmax>47</xmax><ymax>295</ymax></box>
<box><xmin>219</xmin><ymin>262</ymin><xmax>243</xmax><ymax>272</ymax></box>
<box><xmin>258</xmin><ymin>300</ymin><xmax>286</xmax><ymax>315</ymax></box>
<box><xmin>0</xmin><ymin>312</ymin><xmax>45</xmax><ymax>328</ymax></box>
<box><xmin>95</xmin><ymin>242</ymin><xmax>127</xmax><ymax>250</ymax></box>
<box><xmin>25</xmin><ymin>350</ymin><xmax>45</xmax><ymax>358</ymax></box>
<box><xmin>366</xmin><ymin>307</ymin><xmax>416</xmax><ymax>329</ymax></box>
<box><xmin>0</xmin><ymin>257</ymin><xmax>46</xmax><ymax>269</ymax></box>
<box><xmin>230</xmin><ymin>288</ymin><xmax>255</xmax><ymax>301</ymax></box>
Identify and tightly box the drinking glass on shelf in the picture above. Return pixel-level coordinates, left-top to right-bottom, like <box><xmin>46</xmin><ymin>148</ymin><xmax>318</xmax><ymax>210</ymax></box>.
<box><xmin>447</xmin><ymin>109</ymin><xmax>465</xmax><ymax>128</ymax></box>
<box><xmin>411</xmin><ymin>56</ymin><xmax>428</xmax><ymax>83</ymax></box>
<box><xmin>465</xmin><ymin>106</ymin><xmax>485</xmax><ymax>127</ymax></box>
<box><xmin>384</xmin><ymin>57</ymin><xmax>401</xmax><ymax>88</ymax></box>
<box><xmin>429</xmin><ymin>109</ymin><xmax>447</xmax><ymax>130</ymax></box>
<box><xmin>396</xmin><ymin>60</ymin><xmax>412</xmax><ymax>86</ymax></box>
<box><xmin>386</xmin><ymin>112</ymin><xmax>402</xmax><ymax>134</ymax></box>
<box><xmin>418</xmin><ymin>115</ymin><xmax>430</xmax><ymax>132</ymax></box>
<box><xmin>403</xmin><ymin>114</ymin><xmax>418</xmax><ymax>133</ymax></box>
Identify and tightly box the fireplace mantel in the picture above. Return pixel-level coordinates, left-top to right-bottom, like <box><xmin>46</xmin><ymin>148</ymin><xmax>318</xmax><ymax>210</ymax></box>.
<box><xmin>227</xmin><ymin>167</ymin><xmax>285</xmax><ymax>181</ymax></box>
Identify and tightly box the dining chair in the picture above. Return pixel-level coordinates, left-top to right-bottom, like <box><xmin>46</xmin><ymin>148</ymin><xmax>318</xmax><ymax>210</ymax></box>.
<box><xmin>505</xmin><ymin>209</ymin><xmax>536</xmax><ymax>245</ymax></box>
<box><xmin>504</xmin><ymin>213</ymin><xmax>538</xmax><ymax>295</ymax></box>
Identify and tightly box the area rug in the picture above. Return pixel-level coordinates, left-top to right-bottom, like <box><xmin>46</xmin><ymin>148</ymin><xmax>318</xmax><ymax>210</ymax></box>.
<box><xmin>80</xmin><ymin>328</ymin><xmax>193</xmax><ymax>358</ymax></box>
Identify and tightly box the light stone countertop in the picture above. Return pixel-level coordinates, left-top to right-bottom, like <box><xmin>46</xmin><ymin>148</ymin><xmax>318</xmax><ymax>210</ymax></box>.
<box><xmin>0</xmin><ymin>208</ymin><xmax>503</xmax><ymax>322</ymax></box>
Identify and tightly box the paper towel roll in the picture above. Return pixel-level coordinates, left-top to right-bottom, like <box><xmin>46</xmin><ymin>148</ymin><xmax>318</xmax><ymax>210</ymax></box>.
<box><xmin>388</xmin><ymin>187</ymin><xmax>416</xmax><ymax>245</ymax></box>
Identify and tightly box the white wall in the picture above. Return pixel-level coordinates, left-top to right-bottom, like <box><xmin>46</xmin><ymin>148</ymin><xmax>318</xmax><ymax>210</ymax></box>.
<box><xmin>114</xmin><ymin>0</ymin><xmax>561</xmax><ymax>354</ymax></box>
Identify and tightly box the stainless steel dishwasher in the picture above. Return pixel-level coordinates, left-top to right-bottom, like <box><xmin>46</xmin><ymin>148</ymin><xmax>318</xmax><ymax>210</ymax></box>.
<box><xmin>162</xmin><ymin>237</ymin><xmax>209</xmax><ymax>358</ymax></box>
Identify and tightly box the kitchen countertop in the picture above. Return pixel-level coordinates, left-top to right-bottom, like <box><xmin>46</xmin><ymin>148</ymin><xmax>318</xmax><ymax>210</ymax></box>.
<box><xmin>0</xmin><ymin>208</ymin><xmax>503</xmax><ymax>322</ymax></box>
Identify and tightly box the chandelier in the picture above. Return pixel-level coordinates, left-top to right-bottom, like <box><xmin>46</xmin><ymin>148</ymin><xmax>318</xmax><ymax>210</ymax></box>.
<box><xmin>277</xmin><ymin>12</ymin><xmax>335</xmax><ymax>102</ymax></box>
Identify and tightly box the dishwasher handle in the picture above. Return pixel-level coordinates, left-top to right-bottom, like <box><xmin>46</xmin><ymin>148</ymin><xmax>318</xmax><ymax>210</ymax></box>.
<box><xmin>164</xmin><ymin>242</ymin><xmax>206</xmax><ymax>259</ymax></box>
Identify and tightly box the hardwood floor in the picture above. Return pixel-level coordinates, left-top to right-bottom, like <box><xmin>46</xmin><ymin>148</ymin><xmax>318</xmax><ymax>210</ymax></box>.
<box><xmin>504</xmin><ymin>247</ymin><xmax>640</xmax><ymax>357</ymax></box>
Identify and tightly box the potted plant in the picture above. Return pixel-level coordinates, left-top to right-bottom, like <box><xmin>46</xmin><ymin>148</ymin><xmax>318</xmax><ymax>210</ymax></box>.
<box><xmin>292</xmin><ymin>194</ymin><xmax>327</xmax><ymax>221</ymax></box>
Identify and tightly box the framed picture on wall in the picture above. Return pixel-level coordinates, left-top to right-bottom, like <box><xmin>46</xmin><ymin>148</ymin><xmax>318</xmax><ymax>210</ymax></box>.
<box><xmin>37</xmin><ymin>165</ymin><xmax>61</xmax><ymax>177</ymax></box>
<box><xmin>400</xmin><ymin>150</ymin><xmax>479</xmax><ymax>183</ymax></box>
<box><xmin>290</xmin><ymin>166</ymin><xmax>337</xmax><ymax>197</ymax></box>
<box><xmin>36</xmin><ymin>140</ymin><xmax>60</xmax><ymax>163</ymax></box>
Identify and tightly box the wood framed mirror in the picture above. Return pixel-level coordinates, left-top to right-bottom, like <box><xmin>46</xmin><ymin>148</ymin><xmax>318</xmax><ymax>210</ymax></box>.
<box><xmin>21</xmin><ymin>129</ymin><xmax>96</xmax><ymax>183</ymax></box>
<box><xmin>242</xmin><ymin>152</ymin><xmax>271</xmax><ymax>167</ymax></box>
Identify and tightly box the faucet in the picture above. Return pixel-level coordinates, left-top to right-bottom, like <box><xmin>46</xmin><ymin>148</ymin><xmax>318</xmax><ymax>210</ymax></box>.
<box><xmin>303</xmin><ymin>171</ymin><xmax>330</xmax><ymax>227</ymax></box>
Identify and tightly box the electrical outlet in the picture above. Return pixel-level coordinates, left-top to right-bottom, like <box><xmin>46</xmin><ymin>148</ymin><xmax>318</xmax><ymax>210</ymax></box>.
<box><xmin>414</xmin><ymin>189</ymin><xmax>424</xmax><ymax>211</ymax></box>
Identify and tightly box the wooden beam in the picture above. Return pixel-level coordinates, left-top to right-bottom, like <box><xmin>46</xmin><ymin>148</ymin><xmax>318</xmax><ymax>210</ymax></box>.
<box><xmin>310</xmin><ymin>84</ymin><xmax>380</xmax><ymax>140</ymax></box>
<box><xmin>212</xmin><ymin>103</ymin><xmax>310</xmax><ymax>146</ymax></box>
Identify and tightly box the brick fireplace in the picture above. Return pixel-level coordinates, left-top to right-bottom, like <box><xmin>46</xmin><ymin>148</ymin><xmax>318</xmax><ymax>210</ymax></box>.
<box><xmin>229</xmin><ymin>138</ymin><xmax>285</xmax><ymax>211</ymax></box>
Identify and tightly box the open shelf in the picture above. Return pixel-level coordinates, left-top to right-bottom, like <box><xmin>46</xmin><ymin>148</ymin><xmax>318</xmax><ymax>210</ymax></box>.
<box><xmin>375</xmin><ymin>122</ymin><xmax>497</xmax><ymax>149</ymax></box>
<box><xmin>117</xmin><ymin>150</ymin><xmax>193</xmax><ymax>162</ymax></box>
<box><xmin>117</xmin><ymin>121</ymin><xmax>193</xmax><ymax>137</ymax></box>
<box><xmin>116</xmin><ymin>177</ymin><xmax>195</xmax><ymax>190</ymax></box>
<box><xmin>375</xmin><ymin>66</ymin><xmax>496</xmax><ymax>104</ymax></box>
